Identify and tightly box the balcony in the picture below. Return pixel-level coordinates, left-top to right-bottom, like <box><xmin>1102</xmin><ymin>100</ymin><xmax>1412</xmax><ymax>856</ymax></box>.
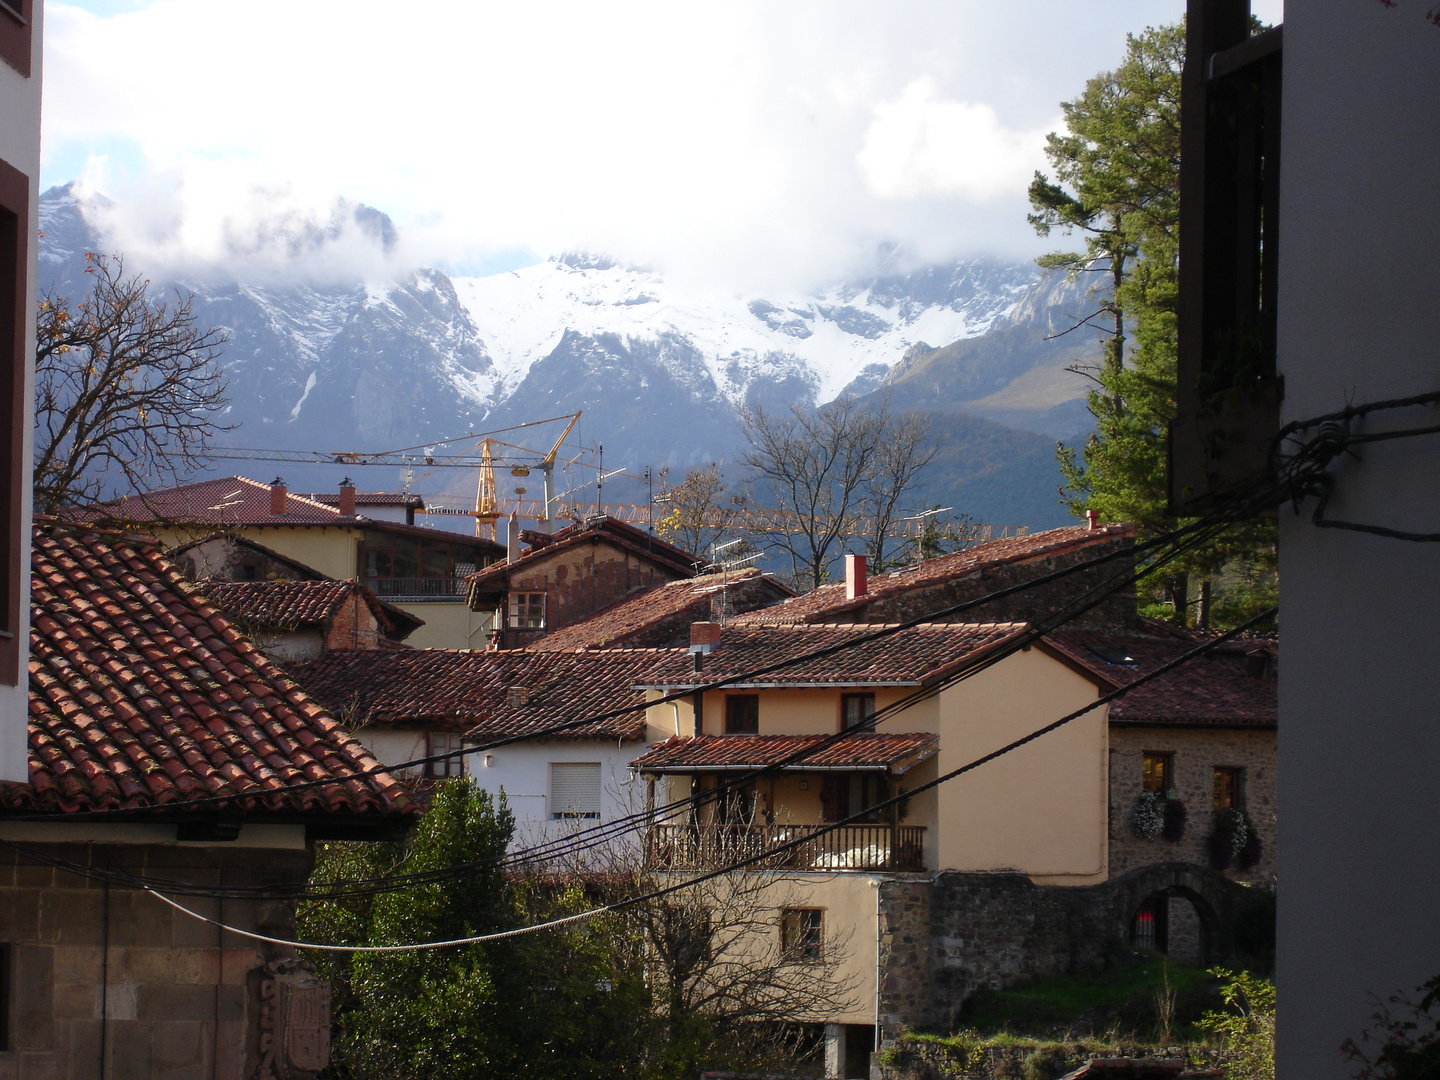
<box><xmin>364</xmin><ymin>576</ymin><xmax>468</xmax><ymax>601</ymax></box>
<box><xmin>645</xmin><ymin>823</ymin><xmax>926</xmax><ymax>873</ymax></box>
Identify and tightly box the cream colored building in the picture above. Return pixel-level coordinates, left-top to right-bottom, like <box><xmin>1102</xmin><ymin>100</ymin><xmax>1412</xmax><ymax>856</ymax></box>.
<box><xmin>91</xmin><ymin>475</ymin><xmax>504</xmax><ymax>649</ymax></box>
<box><xmin>630</xmin><ymin>620</ymin><xmax>1110</xmax><ymax>1070</ymax></box>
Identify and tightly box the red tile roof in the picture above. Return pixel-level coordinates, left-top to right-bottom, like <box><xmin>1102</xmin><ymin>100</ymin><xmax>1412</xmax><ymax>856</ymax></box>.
<box><xmin>466</xmin><ymin>515</ymin><xmax>699</xmax><ymax>594</ymax></box>
<box><xmin>287</xmin><ymin>647</ymin><xmax>668</xmax><ymax>741</ymax></box>
<box><xmin>635</xmin><ymin>622</ymin><xmax>1033</xmax><ymax>688</ymax></box>
<box><xmin>631</xmin><ymin>732</ymin><xmax>938</xmax><ymax>774</ymax></box>
<box><xmin>528</xmin><ymin>568</ymin><xmax>795</xmax><ymax>652</ymax></box>
<box><xmin>1045</xmin><ymin>632</ymin><xmax>1277</xmax><ymax>727</ymax></box>
<box><xmin>730</xmin><ymin>523</ymin><xmax>1134</xmax><ymax>626</ymax></box>
<box><xmin>306</xmin><ymin>491</ymin><xmax>426</xmax><ymax>509</ymax></box>
<box><xmin>84</xmin><ymin>475</ymin><xmax>504</xmax><ymax>555</ymax></box>
<box><xmin>11</xmin><ymin>524</ymin><xmax>416</xmax><ymax>821</ymax></box>
<box><xmin>200</xmin><ymin>579</ymin><xmax>424</xmax><ymax>640</ymax></box>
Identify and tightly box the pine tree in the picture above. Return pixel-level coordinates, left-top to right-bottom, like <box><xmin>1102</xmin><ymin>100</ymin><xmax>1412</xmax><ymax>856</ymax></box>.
<box><xmin>1031</xmin><ymin>22</ymin><xmax>1275</xmax><ymax>629</ymax></box>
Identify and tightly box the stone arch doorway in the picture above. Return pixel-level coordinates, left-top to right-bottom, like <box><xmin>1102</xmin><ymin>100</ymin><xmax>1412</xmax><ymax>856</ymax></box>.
<box><xmin>1128</xmin><ymin>885</ymin><xmax>1218</xmax><ymax>966</ymax></box>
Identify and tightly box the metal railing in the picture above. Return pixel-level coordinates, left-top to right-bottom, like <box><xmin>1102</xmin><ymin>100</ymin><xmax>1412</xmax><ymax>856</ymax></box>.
<box><xmin>364</xmin><ymin>576</ymin><xmax>468</xmax><ymax>599</ymax></box>
<box><xmin>644</xmin><ymin>823</ymin><xmax>926</xmax><ymax>872</ymax></box>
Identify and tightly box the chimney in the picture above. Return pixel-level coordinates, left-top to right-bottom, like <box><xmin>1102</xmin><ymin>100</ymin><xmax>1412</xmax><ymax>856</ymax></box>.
<box><xmin>338</xmin><ymin>477</ymin><xmax>357</xmax><ymax>517</ymax></box>
<box><xmin>1086</xmin><ymin>509</ymin><xmax>1100</xmax><ymax>531</ymax></box>
<box><xmin>845</xmin><ymin>553</ymin><xmax>867</xmax><ymax>600</ymax></box>
<box><xmin>270</xmin><ymin>478</ymin><xmax>287</xmax><ymax>516</ymax></box>
<box><xmin>689</xmin><ymin>621</ymin><xmax>721</xmax><ymax>655</ymax></box>
<box><xmin>506</xmin><ymin>511</ymin><xmax>522</xmax><ymax>564</ymax></box>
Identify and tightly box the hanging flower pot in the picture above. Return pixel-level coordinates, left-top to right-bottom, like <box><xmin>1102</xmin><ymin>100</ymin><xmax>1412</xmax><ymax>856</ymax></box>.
<box><xmin>1131</xmin><ymin>791</ymin><xmax>1166</xmax><ymax>839</ymax></box>
<box><xmin>1161</xmin><ymin>796</ymin><xmax>1187</xmax><ymax>842</ymax></box>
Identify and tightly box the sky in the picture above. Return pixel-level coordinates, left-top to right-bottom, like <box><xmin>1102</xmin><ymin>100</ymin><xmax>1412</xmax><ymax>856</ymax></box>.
<box><xmin>40</xmin><ymin>0</ymin><xmax>1284</xmax><ymax>293</ymax></box>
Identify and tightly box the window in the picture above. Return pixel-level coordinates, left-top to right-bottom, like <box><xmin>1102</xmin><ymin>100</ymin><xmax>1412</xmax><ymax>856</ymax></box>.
<box><xmin>841</xmin><ymin>693</ymin><xmax>876</xmax><ymax>732</ymax></box>
<box><xmin>1213</xmin><ymin>767</ymin><xmax>1243</xmax><ymax>811</ymax></box>
<box><xmin>425</xmin><ymin>732</ymin><xmax>465</xmax><ymax>779</ymax></box>
<box><xmin>780</xmin><ymin>908</ymin><xmax>823</xmax><ymax>962</ymax></box>
<box><xmin>550</xmin><ymin>762</ymin><xmax>601</xmax><ymax>819</ymax></box>
<box><xmin>0</xmin><ymin>0</ymin><xmax>32</xmax><ymax>78</ymax></box>
<box><xmin>724</xmin><ymin>694</ymin><xmax>759</xmax><ymax>735</ymax></box>
<box><xmin>1142</xmin><ymin>752</ymin><xmax>1174</xmax><ymax>796</ymax></box>
<box><xmin>0</xmin><ymin>157</ymin><xmax>28</xmax><ymax>686</ymax></box>
<box><xmin>508</xmin><ymin>592</ymin><xmax>545</xmax><ymax>629</ymax></box>
<box><xmin>820</xmin><ymin>773</ymin><xmax>891</xmax><ymax>824</ymax></box>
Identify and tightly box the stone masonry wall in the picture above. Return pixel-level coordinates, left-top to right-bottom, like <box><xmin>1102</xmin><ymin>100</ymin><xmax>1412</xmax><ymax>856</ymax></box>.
<box><xmin>1108</xmin><ymin>727</ymin><xmax>1277</xmax><ymax>883</ymax></box>
<box><xmin>0</xmin><ymin>841</ymin><xmax>315</xmax><ymax>1080</ymax></box>
<box><xmin>860</xmin><ymin>535</ymin><xmax>1137</xmax><ymax>634</ymax></box>
<box><xmin>876</xmin><ymin>864</ymin><xmax>1255</xmax><ymax>1040</ymax></box>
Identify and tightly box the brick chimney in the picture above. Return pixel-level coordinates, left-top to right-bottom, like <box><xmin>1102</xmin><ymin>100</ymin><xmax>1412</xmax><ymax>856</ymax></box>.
<box><xmin>1086</xmin><ymin>509</ymin><xmax>1100</xmax><ymax>531</ymax></box>
<box><xmin>270</xmin><ymin>478</ymin><xmax>287</xmax><ymax>516</ymax></box>
<box><xmin>845</xmin><ymin>553</ymin><xmax>867</xmax><ymax>600</ymax></box>
<box><xmin>338</xmin><ymin>477</ymin><xmax>357</xmax><ymax>517</ymax></box>
<box><xmin>689</xmin><ymin>621</ymin><xmax>721</xmax><ymax>655</ymax></box>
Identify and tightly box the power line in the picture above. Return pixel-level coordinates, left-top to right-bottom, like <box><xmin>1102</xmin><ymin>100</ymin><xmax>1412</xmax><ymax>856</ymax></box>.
<box><xmin>106</xmin><ymin>607</ymin><xmax>1274</xmax><ymax>953</ymax></box>
<box><xmin>3</xmin><ymin>510</ymin><xmax>1239</xmax><ymax>902</ymax></box>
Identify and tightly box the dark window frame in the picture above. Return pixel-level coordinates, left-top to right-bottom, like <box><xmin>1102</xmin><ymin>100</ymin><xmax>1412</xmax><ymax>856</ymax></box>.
<box><xmin>424</xmin><ymin>731</ymin><xmax>465</xmax><ymax>780</ymax></box>
<box><xmin>507</xmin><ymin>591</ymin><xmax>546</xmax><ymax>629</ymax></box>
<box><xmin>0</xmin><ymin>0</ymin><xmax>32</xmax><ymax>78</ymax></box>
<box><xmin>1213</xmin><ymin>766</ymin><xmax>1244</xmax><ymax>811</ymax></box>
<box><xmin>724</xmin><ymin>694</ymin><xmax>759</xmax><ymax>735</ymax></box>
<box><xmin>780</xmin><ymin>907</ymin><xmax>824</xmax><ymax>963</ymax></box>
<box><xmin>1142</xmin><ymin>751</ymin><xmax>1175</xmax><ymax>797</ymax></box>
<box><xmin>840</xmin><ymin>692</ymin><xmax>876</xmax><ymax>732</ymax></box>
<box><xmin>0</xmin><ymin>156</ymin><xmax>27</xmax><ymax>687</ymax></box>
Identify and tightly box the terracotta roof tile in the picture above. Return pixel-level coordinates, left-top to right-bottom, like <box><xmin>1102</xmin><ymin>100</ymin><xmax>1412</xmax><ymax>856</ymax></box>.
<box><xmin>286</xmin><ymin>647</ymin><xmax>668</xmax><ymax>742</ymax></box>
<box><xmin>631</xmin><ymin>732</ymin><xmax>939</xmax><ymax>773</ymax></box>
<box><xmin>8</xmin><ymin>524</ymin><xmax>416</xmax><ymax>820</ymax></box>
<box><xmin>730</xmin><ymin>523</ymin><xmax>1135</xmax><ymax>626</ymax></box>
<box><xmin>199</xmin><ymin>579</ymin><xmax>423</xmax><ymax>640</ymax></box>
<box><xmin>528</xmin><ymin>568</ymin><xmax>795</xmax><ymax>652</ymax></box>
<box><xmin>1045</xmin><ymin>632</ymin><xmax>1276</xmax><ymax>727</ymax></box>
<box><xmin>80</xmin><ymin>475</ymin><xmax>504</xmax><ymax>555</ymax></box>
<box><xmin>636</xmin><ymin>622</ymin><xmax>1032</xmax><ymax>688</ymax></box>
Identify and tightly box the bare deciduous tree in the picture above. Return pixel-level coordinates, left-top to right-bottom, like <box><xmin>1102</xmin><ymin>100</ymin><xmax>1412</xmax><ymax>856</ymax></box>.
<box><xmin>654</xmin><ymin>462</ymin><xmax>740</xmax><ymax>560</ymax></box>
<box><xmin>33</xmin><ymin>254</ymin><xmax>231</xmax><ymax>515</ymax></box>
<box><xmin>861</xmin><ymin>410</ymin><xmax>940</xmax><ymax>570</ymax></box>
<box><xmin>739</xmin><ymin>395</ymin><xmax>938</xmax><ymax>589</ymax></box>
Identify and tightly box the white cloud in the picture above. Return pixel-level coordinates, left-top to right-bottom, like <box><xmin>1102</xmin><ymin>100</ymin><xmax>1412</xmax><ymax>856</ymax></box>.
<box><xmin>42</xmin><ymin>0</ymin><xmax>1197</xmax><ymax>292</ymax></box>
<box><xmin>858</xmin><ymin>78</ymin><xmax>1054</xmax><ymax>201</ymax></box>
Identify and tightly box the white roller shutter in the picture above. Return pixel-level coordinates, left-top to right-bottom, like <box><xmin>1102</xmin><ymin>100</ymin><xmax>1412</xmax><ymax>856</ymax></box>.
<box><xmin>549</xmin><ymin>762</ymin><xmax>601</xmax><ymax>819</ymax></box>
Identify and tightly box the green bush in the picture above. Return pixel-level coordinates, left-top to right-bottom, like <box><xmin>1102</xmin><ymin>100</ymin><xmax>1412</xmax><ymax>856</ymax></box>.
<box><xmin>1022</xmin><ymin>1043</ymin><xmax>1073</xmax><ymax>1080</ymax></box>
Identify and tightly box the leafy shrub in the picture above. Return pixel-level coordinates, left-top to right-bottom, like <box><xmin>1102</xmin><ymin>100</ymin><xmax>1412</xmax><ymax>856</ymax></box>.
<box><xmin>1133</xmin><ymin>792</ymin><xmax>1166</xmax><ymax>839</ymax></box>
<box><xmin>1022</xmin><ymin>1043</ymin><xmax>1072</xmax><ymax>1080</ymax></box>
<box><xmin>1198</xmin><ymin>968</ymin><xmax>1274</xmax><ymax>1080</ymax></box>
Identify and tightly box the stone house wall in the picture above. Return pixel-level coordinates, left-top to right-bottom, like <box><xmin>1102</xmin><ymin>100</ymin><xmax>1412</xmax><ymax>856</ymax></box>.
<box><xmin>1108</xmin><ymin>726</ymin><xmax>1277</xmax><ymax>884</ymax></box>
<box><xmin>320</xmin><ymin>594</ymin><xmax>386</xmax><ymax>653</ymax></box>
<box><xmin>857</xmin><ymin>536</ymin><xmax>1137</xmax><ymax>634</ymax></box>
<box><xmin>875</xmin><ymin>864</ymin><xmax>1257</xmax><ymax>1041</ymax></box>
<box><xmin>504</xmin><ymin>543</ymin><xmax>689</xmax><ymax>643</ymax></box>
<box><xmin>0</xmin><ymin>840</ymin><xmax>318</xmax><ymax>1080</ymax></box>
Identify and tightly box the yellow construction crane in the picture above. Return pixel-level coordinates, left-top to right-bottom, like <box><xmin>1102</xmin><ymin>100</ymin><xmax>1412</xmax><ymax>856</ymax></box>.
<box><xmin>471</xmin><ymin>411</ymin><xmax>582</xmax><ymax>539</ymax></box>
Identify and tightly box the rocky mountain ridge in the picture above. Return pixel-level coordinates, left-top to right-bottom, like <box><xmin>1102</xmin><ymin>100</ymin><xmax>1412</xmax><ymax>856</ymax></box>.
<box><xmin>37</xmin><ymin>185</ymin><xmax>1100</xmax><ymax>529</ymax></box>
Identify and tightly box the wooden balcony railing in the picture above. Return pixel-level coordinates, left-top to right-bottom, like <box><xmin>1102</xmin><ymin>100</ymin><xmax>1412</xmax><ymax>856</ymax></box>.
<box><xmin>645</xmin><ymin>823</ymin><xmax>926</xmax><ymax>872</ymax></box>
<box><xmin>364</xmin><ymin>576</ymin><xmax>468</xmax><ymax>600</ymax></box>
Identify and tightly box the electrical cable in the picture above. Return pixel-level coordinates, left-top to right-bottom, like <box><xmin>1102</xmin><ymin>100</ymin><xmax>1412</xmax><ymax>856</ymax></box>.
<box><xmin>21</xmin><ymin>499</ymin><xmax>1247</xmax><ymax>830</ymax></box>
<box><xmin>120</xmin><ymin>607</ymin><xmax>1275</xmax><ymax>953</ymax></box>
<box><xmin>0</xmin><ymin>509</ymin><xmax>1246</xmax><ymax>902</ymax></box>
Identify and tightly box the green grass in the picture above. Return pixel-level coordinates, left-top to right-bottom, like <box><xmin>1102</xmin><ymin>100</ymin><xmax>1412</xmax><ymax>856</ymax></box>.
<box><xmin>955</xmin><ymin>958</ymin><xmax>1222</xmax><ymax>1040</ymax></box>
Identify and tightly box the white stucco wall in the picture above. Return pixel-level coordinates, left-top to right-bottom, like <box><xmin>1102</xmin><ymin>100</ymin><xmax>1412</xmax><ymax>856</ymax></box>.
<box><xmin>1276</xmin><ymin>4</ymin><xmax>1440</xmax><ymax>1075</ymax></box>
<box><xmin>0</xmin><ymin>1</ymin><xmax>41</xmax><ymax>783</ymax></box>
<box><xmin>474</xmin><ymin>739</ymin><xmax>652</xmax><ymax>852</ymax></box>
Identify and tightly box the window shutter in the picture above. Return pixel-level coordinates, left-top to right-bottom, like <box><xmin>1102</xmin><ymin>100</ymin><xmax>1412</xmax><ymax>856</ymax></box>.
<box><xmin>550</xmin><ymin>762</ymin><xmax>601</xmax><ymax>818</ymax></box>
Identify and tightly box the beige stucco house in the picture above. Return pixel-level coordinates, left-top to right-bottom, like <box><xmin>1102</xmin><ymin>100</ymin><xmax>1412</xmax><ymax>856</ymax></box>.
<box><xmin>89</xmin><ymin>475</ymin><xmax>504</xmax><ymax>650</ymax></box>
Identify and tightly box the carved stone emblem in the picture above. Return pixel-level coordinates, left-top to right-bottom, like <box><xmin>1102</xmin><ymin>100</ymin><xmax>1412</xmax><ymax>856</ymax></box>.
<box><xmin>252</xmin><ymin>961</ymin><xmax>331</xmax><ymax>1080</ymax></box>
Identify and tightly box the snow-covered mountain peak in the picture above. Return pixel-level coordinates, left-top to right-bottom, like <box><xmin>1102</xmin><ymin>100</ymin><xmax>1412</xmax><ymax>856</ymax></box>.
<box><xmin>452</xmin><ymin>254</ymin><xmax>1035</xmax><ymax>406</ymax></box>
